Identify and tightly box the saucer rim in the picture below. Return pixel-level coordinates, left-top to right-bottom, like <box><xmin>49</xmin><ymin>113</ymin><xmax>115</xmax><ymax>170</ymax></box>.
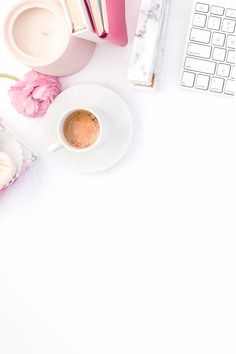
<box><xmin>44</xmin><ymin>84</ymin><xmax>133</xmax><ymax>173</ymax></box>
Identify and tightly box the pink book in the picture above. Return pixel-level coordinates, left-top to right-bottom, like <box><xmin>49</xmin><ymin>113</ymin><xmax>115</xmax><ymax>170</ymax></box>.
<box><xmin>85</xmin><ymin>0</ymin><xmax>128</xmax><ymax>46</ymax></box>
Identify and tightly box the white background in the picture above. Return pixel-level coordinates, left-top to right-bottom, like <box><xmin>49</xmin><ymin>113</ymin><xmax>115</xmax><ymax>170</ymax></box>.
<box><xmin>0</xmin><ymin>0</ymin><xmax>236</xmax><ymax>353</ymax></box>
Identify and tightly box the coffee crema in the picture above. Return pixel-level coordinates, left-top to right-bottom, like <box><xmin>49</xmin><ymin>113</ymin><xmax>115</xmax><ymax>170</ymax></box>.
<box><xmin>63</xmin><ymin>110</ymin><xmax>100</xmax><ymax>149</ymax></box>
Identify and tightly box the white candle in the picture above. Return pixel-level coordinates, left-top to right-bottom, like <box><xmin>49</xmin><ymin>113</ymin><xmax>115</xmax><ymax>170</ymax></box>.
<box><xmin>13</xmin><ymin>7</ymin><xmax>66</xmax><ymax>58</ymax></box>
<box><xmin>4</xmin><ymin>0</ymin><xmax>96</xmax><ymax>76</ymax></box>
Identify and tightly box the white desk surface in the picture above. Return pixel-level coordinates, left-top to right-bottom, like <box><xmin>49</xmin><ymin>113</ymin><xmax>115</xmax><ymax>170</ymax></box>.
<box><xmin>0</xmin><ymin>0</ymin><xmax>236</xmax><ymax>353</ymax></box>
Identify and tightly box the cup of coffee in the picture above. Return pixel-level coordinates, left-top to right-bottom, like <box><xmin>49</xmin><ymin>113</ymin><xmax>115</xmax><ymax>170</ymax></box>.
<box><xmin>48</xmin><ymin>107</ymin><xmax>109</xmax><ymax>153</ymax></box>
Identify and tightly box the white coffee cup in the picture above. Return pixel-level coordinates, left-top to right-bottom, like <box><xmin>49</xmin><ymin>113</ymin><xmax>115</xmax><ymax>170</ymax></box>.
<box><xmin>48</xmin><ymin>107</ymin><xmax>109</xmax><ymax>153</ymax></box>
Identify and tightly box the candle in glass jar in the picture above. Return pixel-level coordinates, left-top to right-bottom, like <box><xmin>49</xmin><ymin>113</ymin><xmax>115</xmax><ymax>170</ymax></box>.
<box><xmin>4</xmin><ymin>0</ymin><xmax>95</xmax><ymax>77</ymax></box>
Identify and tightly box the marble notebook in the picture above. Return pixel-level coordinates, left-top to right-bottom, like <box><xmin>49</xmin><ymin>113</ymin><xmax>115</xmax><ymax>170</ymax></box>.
<box><xmin>128</xmin><ymin>0</ymin><xmax>170</xmax><ymax>89</ymax></box>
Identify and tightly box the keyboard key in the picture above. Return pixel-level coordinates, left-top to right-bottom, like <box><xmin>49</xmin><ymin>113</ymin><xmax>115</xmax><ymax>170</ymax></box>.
<box><xmin>230</xmin><ymin>65</ymin><xmax>235</xmax><ymax>79</ymax></box>
<box><xmin>196</xmin><ymin>74</ymin><xmax>210</xmax><ymax>89</ymax></box>
<box><xmin>226</xmin><ymin>35</ymin><xmax>235</xmax><ymax>48</ymax></box>
<box><xmin>227</xmin><ymin>50</ymin><xmax>235</xmax><ymax>63</ymax></box>
<box><xmin>225</xmin><ymin>79</ymin><xmax>235</xmax><ymax>94</ymax></box>
<box><xmin>196</xmin><ymin>3</ymin><xmax>209</xmax><ymax>13</ymax></box>
<box><xmin>212</xmin><ymin>47</ymin><xmax>226</xmax><ymax>61</ymax></box>
<box><xmin>212</xmin><ymin>32</ymin><xmax>225</xmax><ymax>46</ymax></box>
<box><xmin>222</xmin><ymin>19</ymin><xmax>236</xmax><ymax>32</ymax></box>
<box><xmin>211</xmin><ymin>6</ymin><xmax>224</xmax><ymax>16</ymax></box>
<box><xmin>208</xmin><ymin>16</ymin><xmax>221</xmax><ymax>30</ymax></box>
<box><xmin>210</xmin><ymin>77</ymin><xmax>224</xmax><ymax>92</ymax></box>
<box><xmin>226</xmin><ymin>8</ymin><xmax>236</xmax><ymax>19</ymax></box>
<box><xmin>217</xmin><ymin>63</ymin><xmax>231</xmax><ymax>77</ymax></box>
<box><xmin>190</xmin><ymin>28</ymin><xmax>211</xmax><ymax>43</ymax></box>
<box><xmin>193</xmin><ymin>13</ymin><xmax>207</xmax><ymax>27</ymax></box>
<box><xmin>185</xmin><ymin>57</ymin><xmax>216</xmax><ymax>74</ymax></box>
<box><xmin>181</xmin><ymin>72</ymin><xmax>195</xmax><ymax>87</ymax></box>
<box><xmin>187</xmin><ymin>42</ymin><xmax>212</xmax><ymax>58</ymax></box>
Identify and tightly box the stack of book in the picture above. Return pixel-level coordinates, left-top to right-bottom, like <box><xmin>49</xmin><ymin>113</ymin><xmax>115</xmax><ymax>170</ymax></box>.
<box><xmin>62</xmin><ymin>0</ymin><xmax>128</xmax><ymax>46</ymax></box>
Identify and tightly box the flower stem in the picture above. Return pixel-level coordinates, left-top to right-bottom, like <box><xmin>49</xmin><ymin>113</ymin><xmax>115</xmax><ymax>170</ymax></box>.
<box><xmin>0</xmin><ymin>73</ymin><xmax>19</xmax><ymax>81</ymax></box>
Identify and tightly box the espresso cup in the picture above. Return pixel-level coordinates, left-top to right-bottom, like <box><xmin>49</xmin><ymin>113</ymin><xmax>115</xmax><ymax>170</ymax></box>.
<box><xmin>48</xmin><ymin>107</ymin><xmax>109</xmax><ymax>153</ymax></box>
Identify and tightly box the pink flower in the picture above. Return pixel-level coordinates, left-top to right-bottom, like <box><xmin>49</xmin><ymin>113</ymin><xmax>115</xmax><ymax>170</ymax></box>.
<box><xmin>8</xmin><ymin>70</ymin><xmax>61</xmax><ymax>118</ymax></box>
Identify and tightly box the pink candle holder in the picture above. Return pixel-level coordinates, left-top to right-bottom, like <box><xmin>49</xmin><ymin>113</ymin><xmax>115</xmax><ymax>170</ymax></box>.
<box><xmin>3</xmin><ymin>0</ymin><xmax>96</xmax><ymax>77</ymax></box>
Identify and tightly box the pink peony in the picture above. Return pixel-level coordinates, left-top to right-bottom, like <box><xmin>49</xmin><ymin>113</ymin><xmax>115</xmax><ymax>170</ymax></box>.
<box><xmin>8</xmin><ymin>70</ymin><xmax>61</xmax><ymax>118</ymax></box>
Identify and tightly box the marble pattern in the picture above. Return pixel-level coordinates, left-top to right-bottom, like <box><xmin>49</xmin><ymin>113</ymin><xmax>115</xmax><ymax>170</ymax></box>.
<box><xmin>128</xmin><ymin>0</ymin><xmax>168</xmax><ymax>88</ymax></box>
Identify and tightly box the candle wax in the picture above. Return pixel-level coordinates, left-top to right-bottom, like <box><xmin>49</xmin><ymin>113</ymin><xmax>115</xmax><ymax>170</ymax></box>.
<box><xmin>12</xmin><ymin>7</ymin><xmax>65</xmax><ymax>58</ymax></box>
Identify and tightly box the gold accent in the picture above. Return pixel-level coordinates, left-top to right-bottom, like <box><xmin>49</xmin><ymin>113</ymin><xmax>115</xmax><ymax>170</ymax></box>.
<box><xmin>0</xmin><ymin>74</ymin><xmax>19</xmax><ymax>81</ymax></box>
<box><xmin>133</xmin><ymin>74</ymin><xmax>157</xmax><ymax>89</ymax></box>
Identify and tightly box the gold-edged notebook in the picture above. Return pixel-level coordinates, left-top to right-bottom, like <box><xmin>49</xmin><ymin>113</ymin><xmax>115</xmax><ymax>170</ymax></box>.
<box><xmin>85</xmin><ymin>0</ymin><xmax>108</xmax><ymax>38</ymax></box>
<box><xmin>64</xmin><ymin>0</ymin><xmax>87</xmax><ymax>33</ymax></box>
<box><xmin>62</xmin><ymin>0</ymin><xmax>128</xmax><ymax>46</ymax></box>
<box><xmin>101</xmin><ymin>0</ymin><xmax>109</xmax><ymax>34</ymax></box>
<box><xmin>86</xmin><ymin>0</ymin><xmax>128</xmax><ymax>45</ymax></box>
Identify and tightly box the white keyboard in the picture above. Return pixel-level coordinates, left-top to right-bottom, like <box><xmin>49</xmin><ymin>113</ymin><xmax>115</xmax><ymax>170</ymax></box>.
<box><xmin>180</xmin><ymin>0</ymin><xmax>236</xmax><ymax>97</ymax></box>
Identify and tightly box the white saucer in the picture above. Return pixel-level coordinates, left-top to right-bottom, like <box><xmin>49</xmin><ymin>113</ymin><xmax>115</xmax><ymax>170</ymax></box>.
<box><xmin>45</xmin><ymin>84</ymin><xmax>133</xmax><ymax>174</ymax></box>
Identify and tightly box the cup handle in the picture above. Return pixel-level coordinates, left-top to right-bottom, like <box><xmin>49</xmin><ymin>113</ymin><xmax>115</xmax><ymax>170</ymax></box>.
<box><xmin>48</xmin><ymin>141</ymin><xmax>63</xmax><ymax>153</ymax></box>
